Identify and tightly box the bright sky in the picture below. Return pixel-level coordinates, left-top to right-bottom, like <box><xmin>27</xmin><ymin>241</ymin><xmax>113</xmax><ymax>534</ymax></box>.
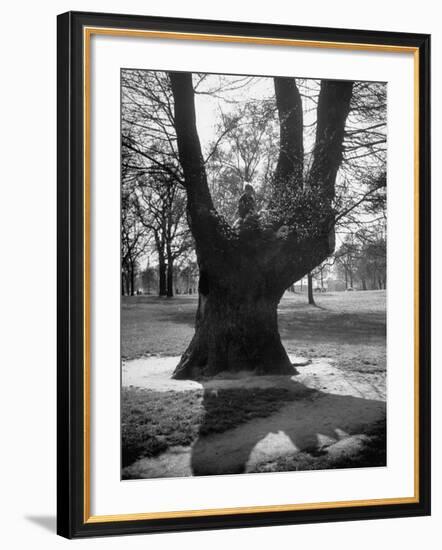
<box><xmin>194</xmin><ymin>74</ymin><xmax>318</xmax><ymax>160</ymax></box>
<box><xmin>195</xmin><ymin>75</ymin><xmax>274</xmax><ymax>148</ymax></box>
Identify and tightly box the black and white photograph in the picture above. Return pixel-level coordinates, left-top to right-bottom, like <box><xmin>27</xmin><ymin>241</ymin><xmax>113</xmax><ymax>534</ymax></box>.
<box><xmin>120</xmin><ymin>69</ymin><xmax>387</xmax><ymax>480</ymax></box>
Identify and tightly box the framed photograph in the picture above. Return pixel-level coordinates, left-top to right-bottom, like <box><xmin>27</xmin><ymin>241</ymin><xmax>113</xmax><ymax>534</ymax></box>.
<box><xmin>57</xmin><ymin>11</ymin><xmax>431</xmax><ymax>538</ymax></box>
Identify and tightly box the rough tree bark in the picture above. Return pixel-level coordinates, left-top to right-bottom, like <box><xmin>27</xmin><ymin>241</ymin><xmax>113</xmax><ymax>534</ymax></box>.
<box><xmin>169</xmin><ymin>73</ymin><xmax>353</xmax><ymax>379</ymax></box>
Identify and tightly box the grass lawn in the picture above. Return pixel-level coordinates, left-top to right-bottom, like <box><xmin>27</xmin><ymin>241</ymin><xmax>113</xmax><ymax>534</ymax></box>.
<box><xmin>122</xmin><ymin>290</ymin><xmax>386</xmax><ymax>375</ymax></box>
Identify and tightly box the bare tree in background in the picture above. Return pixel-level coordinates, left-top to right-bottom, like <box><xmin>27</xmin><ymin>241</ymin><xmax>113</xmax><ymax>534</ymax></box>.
<box><xmin>134</xmin><ymin>170</ymin><xmax>191</xmax><ymax>297</ymax></box>
<box><xmin>122</xmin><ymin>71</ymin><xmax>191</xmax><ymax>297</ymax></box>
<box><xmin>121</xmin><ymin>186</ymin><xmax>147</xmax><ymax>296</ymax></box>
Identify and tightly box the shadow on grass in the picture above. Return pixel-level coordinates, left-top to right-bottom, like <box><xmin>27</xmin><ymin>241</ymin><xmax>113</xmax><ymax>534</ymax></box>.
<box><xmin>122</xmin><ymin>377</ymin><xmax>386</xmax><ymax>477</ymax></box>
<box><xmin>190</xmin><ymin>383</ymin><xmax>386</xmax><ymax>476</ymax></box>
<box><xmin>122</xmin><ymin>294</ymin><xmax>386</xmax><ymax>348</ymax></box>
<box><xmin>121</xmin><ymin>384</ymin><xmax>311</xmax><ymax>468</ymax></box>
<box><xmin>152</xmin><ymin>304</ymin><xmax>386</xmax><ymax>346</ymax></box>
<box><xmin>178</xmin><ymin>310</ymin><xmax>386</xmax><ymax>348</ymax></box>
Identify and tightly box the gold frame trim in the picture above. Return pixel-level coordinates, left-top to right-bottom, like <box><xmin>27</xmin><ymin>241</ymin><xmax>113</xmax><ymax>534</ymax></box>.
<box><xmin>83</xmin><ymin>26</ymin><xmax>420</xmax><ymax>524</ymax></box>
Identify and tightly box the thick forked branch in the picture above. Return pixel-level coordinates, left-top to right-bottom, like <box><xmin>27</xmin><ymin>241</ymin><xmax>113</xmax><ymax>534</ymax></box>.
<box><xmin>169</xmin><ymin>72</ymin><xmax>232</xmax><ymax>263</ymax></box>
<box><xmin>307</xmin><ymin>80</ymin><xmax>354</xmax><ymax>200</ymax></box>
<box><xmin>169</xmin><ymin>72</ymin><xmax>213</xmax><ymax>209</ymax></box>
<box><xmin>274</xmin><ymin>77</ymin><xmax>304</xmax><ymax>189</ymax></box>
<box><xmin>275</xmin><ymin>80</ymin><xmax>354</xmax><ymax>290</ymax></box>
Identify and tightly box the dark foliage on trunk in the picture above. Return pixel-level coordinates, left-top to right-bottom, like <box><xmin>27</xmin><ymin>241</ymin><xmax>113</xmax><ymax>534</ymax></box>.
<box><xmin>169</xmin><ymin>72</ymin><xmax>353</xmax><ymax>379</ymax></box>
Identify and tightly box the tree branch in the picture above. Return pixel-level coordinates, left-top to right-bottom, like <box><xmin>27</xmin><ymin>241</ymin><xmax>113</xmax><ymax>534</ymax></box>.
<box><xmin>307</xmin><ymin>80</ymin><xmax>354</xmax><ymax>200</ymax></box>
<box><xmin>168</xmin><ymin>71</ymin><xmax>233</xmax><ymax>263</ymax></box>
<box><xmin>274</xmin><ymin>77</ymin><xmax>303</xmax><ymax>189</ymax></box>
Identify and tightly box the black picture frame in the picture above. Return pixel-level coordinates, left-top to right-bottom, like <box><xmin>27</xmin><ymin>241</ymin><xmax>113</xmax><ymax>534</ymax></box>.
<box><xmin>57</xmin><ymin>10</ymin><xmax>431</xmax><ymax>539</ymax></box>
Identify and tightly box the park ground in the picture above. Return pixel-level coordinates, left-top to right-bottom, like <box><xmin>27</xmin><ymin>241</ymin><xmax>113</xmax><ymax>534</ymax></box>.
<box><xmin>121</xmin><ymin>290</ymin><xmax>386</xmax><ymax>478</ymax></box>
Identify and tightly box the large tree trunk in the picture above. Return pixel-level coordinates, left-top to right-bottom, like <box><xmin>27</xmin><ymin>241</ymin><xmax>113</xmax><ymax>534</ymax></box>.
<box><xmin>173</xmin><ymin>270</ymin><xmax>292</xmax><ymax>379</ymax></box>
<box><xmin>169</xmin><ymin>72</ymin><xmax>353</xmax><ymax>379</ymax></box>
